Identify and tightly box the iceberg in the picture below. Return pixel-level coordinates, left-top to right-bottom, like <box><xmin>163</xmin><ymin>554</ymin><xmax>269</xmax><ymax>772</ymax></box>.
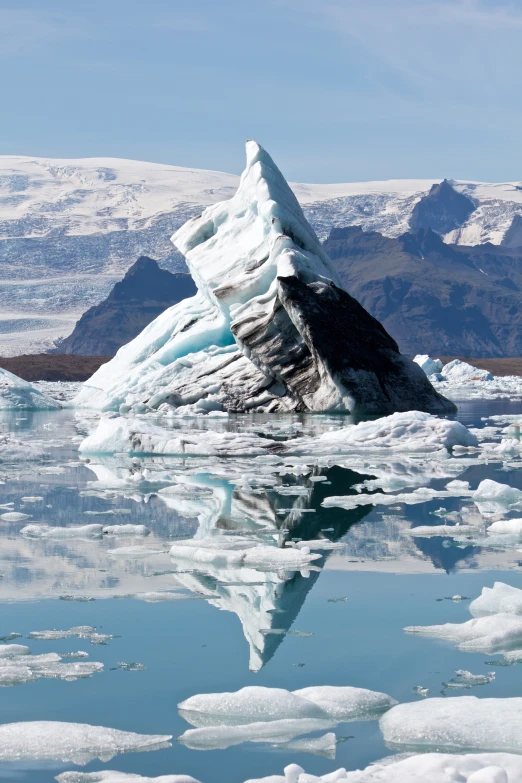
<box><xmin>0</xmin><ymin>720</ymin><xmax>171</xmax><ymax>763</ymax></box>
<box><xmin>470</xmin><ymin>582</ymin><xmax>522</xmax><ymax>617</ymax></box>
<box><xmin>404</xmin><ymin>613</ymin><xmax>522</xmax><ymax>654</ymax></box>
<box><xmin>472</xmin><ymin>479</ymin><xmax>522</xmax><ymax>515</ymax></box>
<box><xmin>242</xmin><ymin>755</ymin><xmax>522</xmax><ymax>782</ymax></box>
<box><xmin>0</xmin><ymin>367</ymin><xmax>60</xmax><ymax>410</ymax></box>
<box><xmin>75</xmin><ymin>142</ymin><xmax>454</xmax><ymax>416</ymax></box>
<box><xmin>442</xmin><ymin>359</ymin><xmax>493</xmax><ymax>383</ymax></box>
<box><xmin>413</xmin><ymin>354</ymin><xmax>443</xmax><ymax>377</ymax></box>
<box><xmin>380</xmin><ymin>696</ymin><xmax>522</xmax><ymax>753</ymax></box>
<box><xmin>79</xmin><ymin>410</ymin><xmax>476</xmax><ymax>457</ymax></box>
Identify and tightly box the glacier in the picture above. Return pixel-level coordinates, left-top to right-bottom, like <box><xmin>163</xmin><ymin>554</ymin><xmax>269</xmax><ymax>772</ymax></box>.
<box><xmin>74</xmin><ymin>142</ymin><xmax>453</xmax><ymax>416</ymax></box>
<box><xmin>1</xmin><ymin>153</ymin><xmax>522</xmax><ymax>355</ymax></box>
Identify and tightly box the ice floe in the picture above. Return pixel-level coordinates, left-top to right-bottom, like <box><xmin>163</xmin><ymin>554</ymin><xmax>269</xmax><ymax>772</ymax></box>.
<box><xmin>177</xmin><ymin>684</ymin><xmax>395</xmax><ymax>751</ymax></box>
<box><xmin>0</xmin><ymin>643</ymin><xmax>102</xmax><ymax>686</ymax></box>
<box><xmin>0</xmin><ymin>720</ymin><xmax>171</xmax><ymax>763</ymax></box>
<box><xmin>80</xmin><ymin>410</ymin><xmax>476</xmax><ymax>457</ymax></box>
<box><xmin>470</xmin><ymin>582</ymin><xmax>522</xmax><ymax>617</ymax></box>
<box><xmin>57</xmin><ymin>773</ymin><xmax>200</xmax><ymax>783</ymax></box>
<box><xmin>0</xmin><ymin>367</ymin><xmax>61</xmax><ymax>410</ymax></box>
<box><xmin>21</xmin><ymin>523</ymin><xmax>104</xmax><ymax>539</ymax></box>
<box><xmin>242</xmin><ymin>754</ymin><xmax>522</xmax><ymax>782</ymax></box>
<box><xmin>380</xmin><ymin>696</ymin><xmax>522</xmax><ymax>752</ymax></box>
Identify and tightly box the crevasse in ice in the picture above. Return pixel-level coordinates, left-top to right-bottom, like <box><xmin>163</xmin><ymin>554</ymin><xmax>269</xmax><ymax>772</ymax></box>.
<box><xmin>74</xmin><ymin>142</ymin><xmax>454</xmax><ymax>416</ymax></box>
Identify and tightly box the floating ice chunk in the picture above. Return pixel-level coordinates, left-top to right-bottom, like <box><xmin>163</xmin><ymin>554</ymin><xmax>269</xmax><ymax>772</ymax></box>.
<box><xmin>102</xmin><ymin>524</ymin><xmax>149</xmax><ymax>536</ymax></box>
<box><xmin>242</xmin><ymin>754</ymin><xmax>522</xmax><ymax>782</ymax></box>
<box><xmin>80</xmin><ymin>411</ymin><xmax>475</xmax><ymax>457</ymax></box>
<box><xmin>108</xmin><ymin>546</ymin><xmax>166</xmax><ymax>558</ymax></box>
<box><xmin>0</xmin><ymin>368</ymin><xmax>61</xmax><ymax>410</ymax></box>
<box><xmin>442</xmin><ymin>360</ymin><xmax>494</xmax><ymax>383</ymax></box>
<box><xmin>448</xmin><ymin>670</ymin><xmax>495</xmax><ymax>686</ymax></box>
<box><xmin>322</xmin><ymin>486</ymin><xmax>461</xmax><ymax>512</ymax></box>
<box><xmin>178</xmin><ymin>718</ymin><xmax>335</xmax><ymax>751</ymax></box>
<box><xmin>414</xmin><ymin>355</ymin><xmax>443</xmax><ymax>376</ymax></box>
<box><xmin>0</xmin><ymin>721</ymin><xmax>171</xmax><ymax>763</ymax></box>
<box><xmin>380</xmin><ymin>696</ymin><xmax>522</xmax><ymax>752</ymax></box>
<box><xmin>0</xmin><ymin>644</ymin><xmax>30</xmax><ymax>657</ymax></box>
<box><xmin>272</xmin><ymin>731</ymin><xmax>336</xmax><ymax>759</ymax></box>
<box><xmin>470</xmin><ymin>583</ymin><xmax>522</xmax><ymax>617</ymax></box>
<box><xmin>179</xmin><ymin>684</ymin><xmax>395</xmax><ymax>729</ymax></box>
<box><xmin>1</xmin><ymin>512</ymin><xmax>32</xmax><ymax>522</ymax></box>
<box><xmin>21</xmin><ymin>524</ymin><xmax>104</xmax><ymax>539</ymax></box>
<box><xmin>404</xmin><ymin>614</ymin><xmax>522</xmax><ymax>653</ymax></box>
<box><xmin>27</xmin><ymin>626</ymin><xmax>116</xmax><ymax>645</ymax></box>
<box><xmin>169</xmin><ymin>541</ymin><xmax>321</xmax><ymax>572</ymax></box>
<box><xmin>57</xmin><ymin>773</ymin><xmax>200</xmax><ymax>783</ymax></box>
<box><xmin>20</xmin><ymin>496</ymin><xmax>43</xmax><ymax>502</ymax></box>
<box><xmin>488</xmin><ymin>519</ymin><xmax>522</xmax><ymax>537</ymax></box>
<box><xmin>285</xmin><ymin>539</ymin><xmax>343</xmax><ymax>551</ymax></box>
<box><xmin>407</xmin><ymin>524</ymin><xmax>480</xmax><ymax>537</ymax></box>
<box><xmin>134</xmin><ymin>592</ymin><xmax>205</xmax><ymax>603</ymax></box>
<box><xmin>413</xmin><ymin>685</ymin><xmax>429</xmax><ymax>697</ymax></box>
<box><xmin>292</xmin><ymin>685</ymin><xmax>396</xmax><ymax>720</ymax></box>
<box><xmin>472</xmin><ymin>480</ymin><xmax>522</xmax><ymax>515</ymax></box>
<box><xmin>179</xmin><ymin>686</ymin><xmax>329</xmax><ymax>725</ymax></box>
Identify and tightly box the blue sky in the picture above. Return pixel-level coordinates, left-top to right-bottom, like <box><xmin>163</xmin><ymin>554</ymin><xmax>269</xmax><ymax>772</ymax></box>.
<box><xmin>1</xmin><ymin>0</ymin><xmax>521</xmax><ymax>182</ymax></box>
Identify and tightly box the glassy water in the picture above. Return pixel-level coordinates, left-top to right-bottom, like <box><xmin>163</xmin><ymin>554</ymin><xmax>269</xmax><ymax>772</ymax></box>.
<box><xmin>1</xmin><ymin>399</ymin><xmax>522</xmax><ymax>782</ymax></box>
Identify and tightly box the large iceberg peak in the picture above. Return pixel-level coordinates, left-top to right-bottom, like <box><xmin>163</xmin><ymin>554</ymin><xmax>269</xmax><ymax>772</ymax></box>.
<box><xmin>75</xmin><ymin>141</ymin><xmax>455</xmax><ymax>416</ymax></box>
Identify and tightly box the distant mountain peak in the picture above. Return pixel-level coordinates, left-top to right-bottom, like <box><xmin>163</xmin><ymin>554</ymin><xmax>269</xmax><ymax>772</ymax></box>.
<box><xmin>57</xmin><ymin>257</ymin><xmax>197</xmax><ymax>356</ymax></box>
<box><xmin>409</xmin><ymin>179</ymin><xmax>476</xmax><ymax>234</ymax></box>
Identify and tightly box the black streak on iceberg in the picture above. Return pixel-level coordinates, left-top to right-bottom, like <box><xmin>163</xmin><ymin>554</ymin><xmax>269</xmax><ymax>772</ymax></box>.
<box><xmin>75</xmin><ymin>142</ymin><xmax>455</xmax><ymax>415</ymax></box>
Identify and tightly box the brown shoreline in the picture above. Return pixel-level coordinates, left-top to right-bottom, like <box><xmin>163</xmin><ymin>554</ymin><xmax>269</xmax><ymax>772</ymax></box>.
<box><xmin>0</xmin><ymin>355</ymin><xmax>112</xmax><ymax>382</ymax></box>
<box><xmin>1</xmin><ymin>353</ymin><xmax>522</xmax><ymax>383</ymax></box>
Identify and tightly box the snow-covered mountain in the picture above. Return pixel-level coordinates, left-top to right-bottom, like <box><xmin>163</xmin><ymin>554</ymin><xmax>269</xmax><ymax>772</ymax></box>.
<box><xmin>1</xmin><ymin>153</ymin><xmax>521</xmax><ymax>355</ymax></box>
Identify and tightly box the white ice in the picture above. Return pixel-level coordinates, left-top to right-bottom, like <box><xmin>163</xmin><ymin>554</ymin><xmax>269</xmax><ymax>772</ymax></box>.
<box><xmin>0</xmin><ymin>721</ymin><xmax>171</xmax><ymax>763</ymax></box>
<box><xmin>470</xmin><ymin>582</ymin><xmax>522</xmax><ymax>617</ymax></box>
<box><xmin>404</xmin><ymin>613</ymin><xmax>522</xmax><ymax>653</ymax></box>
<box><xmin>21</xmin><ymin>524</ymin><xmax>104</xmax><ymax>539</ymax></box>
<box><xmin>413</xmin><ymin>355</ymin><xmax>443</xmax><ymax>376</ymax></box>
<box><xmin>79</xmin><ymin>411</ymin><xmax>477</xmax><ymax>457</ymax></box>
<box><xmin>380</xmin><ymin>696</ymin><xmax>522</xmax><ymax>753</ymax></box>
<box><xmin>243</xmin><ymin>755</ymin><xmax>522</xmax><ymax>782</ymax></box>
<box><xmin>57</xmin><ymin>773</ymin><xmax>200</xmax><ymax>783</ymax></box>
<box><xmin>0</xmin><ymin>367</ymin><xmax>61</xmax><ymax>410</ymax></box>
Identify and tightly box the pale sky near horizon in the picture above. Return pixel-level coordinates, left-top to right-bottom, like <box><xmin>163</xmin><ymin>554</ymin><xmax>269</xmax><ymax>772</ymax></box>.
<box><xmin>1</xmin><ymin>0</ymin><xmax>521</xmax><ymax>182</ymax></box>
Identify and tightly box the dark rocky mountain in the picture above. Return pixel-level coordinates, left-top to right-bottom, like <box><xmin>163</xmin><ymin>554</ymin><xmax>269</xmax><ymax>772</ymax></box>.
<box><xmin>502</xmin><ymin>214</ymin><xmax>522</xmax><ymax>248</ymax></box>
<box><xmin>324</xmin><ymin>226</ymin><xmax>522</xmax><ymax>357</ymax></box>
<box><xmin>57</xmin><ymin>256</ymin><xmax>197</xmax><ymax>356</ymax></box>
<box><xmin>409</xmin><ymin>179</ymin><xmax>476</xmax><ymax>234</ymax></box>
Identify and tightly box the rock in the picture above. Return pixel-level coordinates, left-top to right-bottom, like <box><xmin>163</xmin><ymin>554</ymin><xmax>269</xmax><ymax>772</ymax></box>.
<box><xmin>323</xmin><ymin>225</ymin><xmax>522</xmax><ymax>357</ymax></box>
<box><xmin>75</xmin><ymin>142</ymin><xmax>455</xmax><ymax>416</ymax></box>
<box><xmin>58</xmin><ymin>257</ymin><xmax>196</xmax><ymax>355</ymax></box>
<box><xmin>409</xmin><ymin>179</ymin><xmax>476</xmax><ymax>234</ymax></box>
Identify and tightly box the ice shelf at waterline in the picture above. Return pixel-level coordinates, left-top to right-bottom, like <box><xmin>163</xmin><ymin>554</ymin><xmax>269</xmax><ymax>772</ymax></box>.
<box><xmin>75</xmin><ymin>142</ymin><xmax>454</xmax><ymax>416</ymax></box>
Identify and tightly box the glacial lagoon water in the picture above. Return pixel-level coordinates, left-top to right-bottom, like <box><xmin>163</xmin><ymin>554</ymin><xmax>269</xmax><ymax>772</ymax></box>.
<box><xmin>2</xmin><ymin>399</ymin><xmax>522</xmax><ymax>781</ymax></box>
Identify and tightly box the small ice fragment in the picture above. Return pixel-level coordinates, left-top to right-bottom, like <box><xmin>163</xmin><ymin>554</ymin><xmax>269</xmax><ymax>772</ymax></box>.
<box><xmin>413</xmin><ymin>686</ymin><xmax>429</xmax><ymax>697</ymax></box>
<box><xmin>117</xmin><ymin>662</ymin><xmax>146</xmax><ymax>672</ymax></box>
<box><xmin>21</xmin><ymin>497</ymin><xmax>43</xmax><ymax>502</ymax></box>
<box><xmin>327</xmin><ymin>597</ymin><xmax>349</xmax><ymax>603</ymax></box>
<box><xmin>1</xmin><ymin>512</ymin><xmax>32</xmax><ymax>522</ymax></box>
<box><xmin>59</xmin><ymin>596</ymin><xmax>95</xmax><ymax>603</ymax></box>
